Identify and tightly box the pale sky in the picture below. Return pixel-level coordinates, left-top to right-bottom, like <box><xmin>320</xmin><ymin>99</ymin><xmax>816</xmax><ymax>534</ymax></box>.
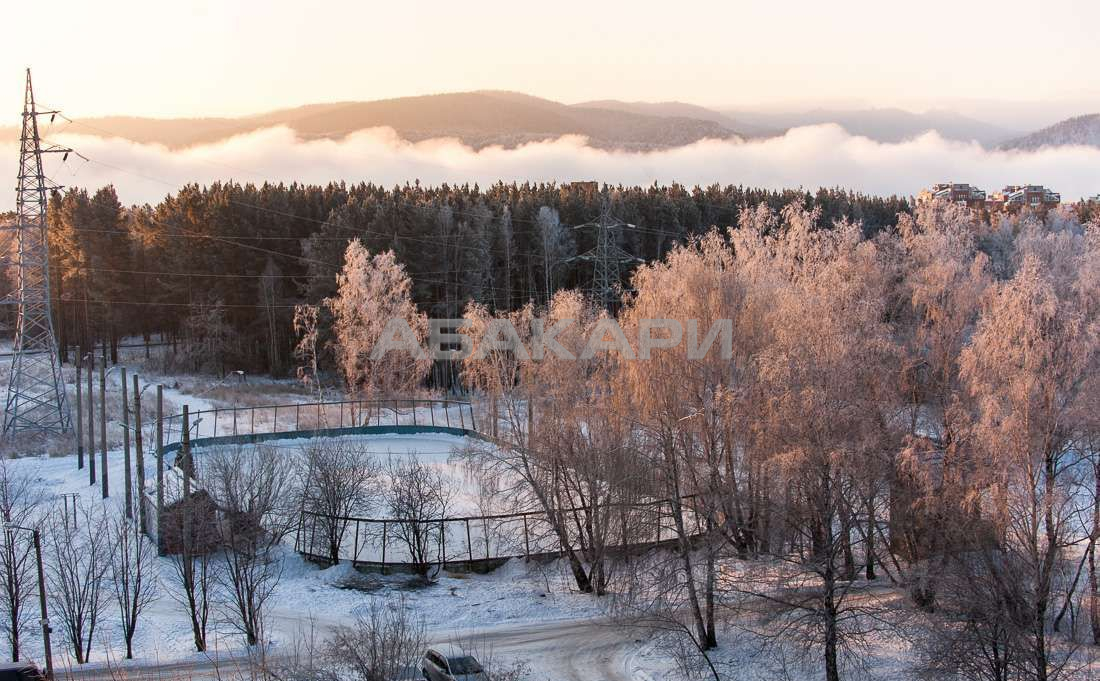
<box><xmin>5</xmin><ymin>0</ymin><xmax>1099</xmax><ymax>122</ymax></box>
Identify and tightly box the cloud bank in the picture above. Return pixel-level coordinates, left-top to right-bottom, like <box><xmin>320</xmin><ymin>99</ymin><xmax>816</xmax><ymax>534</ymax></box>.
<box><xmin>3</xmin><ymin>124</ymin><xmax>1099</xmax><ymax>210</ymax></box>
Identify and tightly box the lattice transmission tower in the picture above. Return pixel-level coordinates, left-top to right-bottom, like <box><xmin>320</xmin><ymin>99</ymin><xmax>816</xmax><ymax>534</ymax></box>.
<box><xmin>569</xmin><ymin>205</ymin><xmax>642</xmax><ymax>311</ymax></box>
<box><xmin>2</xmin><ymin>69</ymin><xmax>72</xmax><ymax>437</ymax></box>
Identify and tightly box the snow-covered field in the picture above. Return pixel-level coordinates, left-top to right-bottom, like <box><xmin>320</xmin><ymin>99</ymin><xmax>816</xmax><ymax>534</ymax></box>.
<box><xmin>6</xmin><ymin>442</ymin><xmax>613</xmax><ymax>674</ymax></box>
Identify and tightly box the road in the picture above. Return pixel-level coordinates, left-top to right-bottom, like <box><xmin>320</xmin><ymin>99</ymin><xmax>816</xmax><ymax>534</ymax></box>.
<box><xmin>59</xmin><ymin>616</ymin><xmax>647</xmax><ymax>681</ymax></box>
<box><xmin>440</xmin><ymin>618</ymin><xmax>645</xmax><ymax>681</ymax></box>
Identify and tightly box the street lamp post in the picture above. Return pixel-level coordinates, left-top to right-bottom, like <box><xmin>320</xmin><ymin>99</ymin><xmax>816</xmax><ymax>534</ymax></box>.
<box><xmin>5</xmin><ymin>525</ymin><xmax>52</xmax><ymax>681</ymax></box>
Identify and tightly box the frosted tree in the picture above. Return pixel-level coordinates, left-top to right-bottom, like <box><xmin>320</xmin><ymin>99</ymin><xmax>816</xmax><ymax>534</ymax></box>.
<box><xmin>955</xmin><ymin>228</ymin><xmax>1100</xmax><ymax>681</ymax></box>
<box><xmin>327</xmin><ymin>241</ymin><xmax>430</xmax><ymax>398</ymax></box>
<box><xmin>536</xmin><ymin>206</ymin><xmax>574</xmax><ymax>303</ymax></box>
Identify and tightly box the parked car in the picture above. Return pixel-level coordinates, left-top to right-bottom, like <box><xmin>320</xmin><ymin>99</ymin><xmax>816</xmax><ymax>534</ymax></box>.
<box><xmin>420</xmin><ymin>647</ymin><xmax>489</xmax><ymax>681</ymax></box>
<box><xmin>0</xmin><ymin>663</ymin><xmax>44</xmax><ymax>681</ymax></box>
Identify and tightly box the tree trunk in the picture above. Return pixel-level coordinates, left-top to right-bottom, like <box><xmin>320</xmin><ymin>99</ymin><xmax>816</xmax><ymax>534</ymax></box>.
<box><xmin>865</xmin><ymin>494</ymin><xmax>876</xmax><ymax>580</ymax></box>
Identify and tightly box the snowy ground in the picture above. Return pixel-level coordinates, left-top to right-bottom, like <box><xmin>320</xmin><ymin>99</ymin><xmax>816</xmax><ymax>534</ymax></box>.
<box><xmin>8</xmin><ymin>439</ymin><xmax>966</xmax><ymax>681</ymax></box>
<box><xmin>5</xmin><ymin>438</ymin><xmax>615</xmax><ymax>677</ymax></box>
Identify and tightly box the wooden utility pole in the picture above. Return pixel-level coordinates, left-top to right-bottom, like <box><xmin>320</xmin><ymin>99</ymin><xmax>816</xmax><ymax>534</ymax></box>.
<box><xmin>75</xmin><ymin>356</ymin><xmax>83</xmax><ymax>469</ymax></box>
<box><xmin>133</xmin><ymin>374</ymin><xmax>145</xmax><ymax>532</ymax></box>
<box><xmin>87</xmin><ymin>355</ymin><xmax>95</xmax><ymax>485</ymax></box>
<box><xmin>32</xmin><ymin>529</ymin><xmax>53</xmax><ymax>681</ymax></box>
<box><xmin>99</xmin><ymin>360</ymin><xmax>108</xmax><ymax>498</ymax></box>
<box><xmin>156</xmin><ymin>385</ymin><xmax>164</xmax><ymax>554</ymax></box>
<box><xmin>181</xmin><ymin>405</ymin><xmax>191</xmax><ymax>494</ymax></box>
<box><xmin>121</xmin><ymin>367</ymin><xmax>131</xmax><ymax>519</ymax></box>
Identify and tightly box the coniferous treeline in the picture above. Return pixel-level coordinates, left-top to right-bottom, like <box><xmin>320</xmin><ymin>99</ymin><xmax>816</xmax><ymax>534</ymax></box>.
<box><xmin>35</xmin><ymin>181</ymin><xmax>909</xmax><ymax>375</ymax></box>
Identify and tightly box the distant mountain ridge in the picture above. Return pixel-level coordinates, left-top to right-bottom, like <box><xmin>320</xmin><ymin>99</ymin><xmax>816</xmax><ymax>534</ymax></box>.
<box><xmin>722</xmin><ymin>107</ymin><xmax>1017</xmax><ymax>146</ymax></box>
<box><xmin>1000</xmin><ymin>114</ymin><xmax>1100</xmax><ymax>150</ymax></box>
<box><xmin>4</xmin><ymin>91</ymin><xmax>1085</xmax><ymax>152</ymax></box>
<box><xmin>0</xmin><ymin>92</ymin><xmax>741</xmax><ymax>152</ymax></box>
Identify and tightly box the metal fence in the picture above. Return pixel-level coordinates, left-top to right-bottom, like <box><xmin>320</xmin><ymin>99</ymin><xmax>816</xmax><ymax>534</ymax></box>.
<box><xmin>294</xmin><ymin>496</ymin><xmax>703</xmax><ymax>570</ymax></box>
<box><xmin>160</xmin><ymin>398</ymin><xmax>477</xmax><ymax>451</ymax></box>
<box><xmin>154</xmin><ymin>396</ymin><xmax>702</xmax><ymax>570</ymax></box>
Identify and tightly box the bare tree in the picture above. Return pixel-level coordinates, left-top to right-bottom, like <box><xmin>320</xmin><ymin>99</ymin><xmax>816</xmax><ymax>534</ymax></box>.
<box><xmin>200</xmin><ymin>445</ymin><xmax>298</xmax><ymax>646</ymax></box>
<box><xmin>384</xmin><ymin>459</ymin><xmax>455</xmax><ymax>578</ymax></box>
<box><xmin>462</xmin><ymin>292</ymin><xmax>641</xmax><ymax>595</ymax></box>
<box><xmin>110</xmin><ymin>516</ymin><xmax>157</xmax><ymax>659</ymax></box>
<box><xmin>324</xmin><ymin>593</ymin><xmax>426</xmax><ymax>681</ymax></box>
<box><xmin>162</xmin><ymin>480</ymin><xmax>220</xmax><ymax>653</ymax></box>
<box><xmin>47</xmin><ymin>504</ymin><xmax>111</xmax><ymax>665</ymax></box>
<box><xmin>301</xmin><ymin>441</ymin><xmax>381</xmax><ymax>565</ymax></box>
<box><xmin>0</xmin><ymin>460</ymin><xmax>45</xmax><ymax>661</ymax></box>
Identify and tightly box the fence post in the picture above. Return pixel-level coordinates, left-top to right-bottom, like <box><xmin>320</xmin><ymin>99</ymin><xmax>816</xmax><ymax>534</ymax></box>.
<box><xmin>466</xmin><ymin>519</ymin><xmax>473</xmax><ymax>562</ymax></box>
<box><xmin>412</xmin><ymin>402</ymin><xmax>417</xmax><ymax>426</ymax></box>
<box><xmin>430</xmin><ymin>403</ymin><xmax>435</xmax><ymax>427</ymax></box>
<box><xmin>459</xmin><ymin>402</ymin><xmax>466</xmax><ymax>430</ymax></box>
<box><xmin>523</xmin><ymin>515</ymin><xmax>530</xmax><ymax>560</ymax></box>
<box><xmin>295</xmin><ymin>404</ymin><xmax>300</xmax><ymax>430</ymax></box>
<box><xmin>381</xmin><ymin>521</ymin><xmax>387</xmax><ymax>574</ymax></box>
<box><xmin>468</xmin><ymin>403</ymin><xmax>476</xmax><ymax>432</ymax></box>
<box><xmin>273</xmin><ymin>406</ymin><xmax>278</xmax><ymax>433</ymax></box>
<box><xmin>294</xmin><ymin>513</ymin><xmax>302</xmax><ymax>553</ymax></box>
<box><xmin>393</xmin><ymin>401</ymin><xmax>398</xmax><ymax>426</ymax></box>
<box><xmin>445</xmin><ymin>403</ymin><xmax>451</xmax><ymax>428</ymax></box>
<box><xmin>440</xmin><ymin>520</ymin><xmax>446</xmax><ymax>570</ymax></box>
<box><xmin>232</xmin><ymin>408</ymin><xmax>238</xmax><ymax>436</ymax></box>
<box><xmin>352</xmin><ymin>521</ymin><xmax>359</xmax><ymax>564</ymax></box>
<box><xmin>212</xmin><ymin>408</ymin><xmax>218</xmax><ymax>437</ymax></box>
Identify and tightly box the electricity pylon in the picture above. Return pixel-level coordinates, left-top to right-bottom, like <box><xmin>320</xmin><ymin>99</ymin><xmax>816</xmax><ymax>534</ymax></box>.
<box><xmin>569</xmin><ymin>206</ymin><xmax>642</xmax><ymax>311</ymax></box>
<box><xmin>3</xmin><ymin>69</ymin><xmax>72</xmax><ymax>437</ymax></box>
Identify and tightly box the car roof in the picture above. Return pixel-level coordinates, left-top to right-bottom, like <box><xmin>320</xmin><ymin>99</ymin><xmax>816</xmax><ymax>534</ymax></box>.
<box><xmin>427</xmin><ymin>645</ymin><xmax>476</xmax><ymax>660</ymax></box>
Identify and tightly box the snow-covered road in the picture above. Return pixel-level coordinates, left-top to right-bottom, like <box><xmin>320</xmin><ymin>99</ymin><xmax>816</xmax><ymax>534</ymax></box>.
<box><xmin>59</xmin><ymin>616</ymin><xmax>644</xmax><ymax>681</ymax></box>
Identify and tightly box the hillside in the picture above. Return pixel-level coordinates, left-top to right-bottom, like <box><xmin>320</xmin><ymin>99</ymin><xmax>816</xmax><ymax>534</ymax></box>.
<box><xmin>1</xmin><ymin>92</ymin><xmax>740</xmax><ymax>151</ymax></box>
<box><xmin>1001</xmin><ymin>113</ymin><xmax>1100</xmax><ymax>150</ymax></box>
<box><xmin>723</xmin><ymin>107</ymin><xmax>1015</xmax><ymax>145</ymax></box>
<box><xmin>573</xmin><ymin>99</ymin><xmax>777</xmax><ymax>137</ymax></box>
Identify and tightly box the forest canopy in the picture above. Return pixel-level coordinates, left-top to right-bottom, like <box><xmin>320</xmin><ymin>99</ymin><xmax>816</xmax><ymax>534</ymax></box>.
<box><xmin>29</xmin><ymin>180</ymin><xmax>910</xmax><ymax>375</ymax></box>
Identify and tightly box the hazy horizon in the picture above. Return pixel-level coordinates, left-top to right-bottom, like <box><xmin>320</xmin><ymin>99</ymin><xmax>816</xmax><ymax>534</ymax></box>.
<box><xmin>7</xmin><ymin>0</ymin><xmax>1100</xmax><ymax>127</ymax></box>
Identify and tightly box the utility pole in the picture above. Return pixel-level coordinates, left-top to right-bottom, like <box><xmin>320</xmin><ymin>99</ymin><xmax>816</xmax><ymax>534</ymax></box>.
<box><xmin>121</xmin><ymin>367</ymin><xmax>131</xmax><ymax>519</ymax></box>
<box><xmin>86</xmin><ymin>354</ymin><xmax>95</xmax><ymax>485</ymax></box>
<box><xmin>133</xmin><ymin>373</ymin><xmax>145</xmax><ymax>532</ymax></box>
<box><xmin>2</xmin><ymin>69</ymin><xmax>73</xmax><ymax>437</ymax></box>
<box><xmin>5</xmin><ymin>525</ymin><xmax>54</xmax><ymax>680</ymax></box>
<box><xmin>99</xmin><ymin>360</ymin><xmax>108</xmax><ymax>498</ymax></box>
<box><xmin>75</xmin><ymin>357</ymin><xmax>83</xmax><ymax>469</ymax></box>
<box><xmin>568</xmin><ymin>204</ymin><xmax>642</xmax><ymax>311</ymax></box>
<box><xmin>156</xmin><ymin>382</ymin><xmax>163</xmax><ymax>539</ymax></box>
<box><xmin>31</xmin><ymin>529</ymin><xmax>52</xmax><ymax>680</ymax></box>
